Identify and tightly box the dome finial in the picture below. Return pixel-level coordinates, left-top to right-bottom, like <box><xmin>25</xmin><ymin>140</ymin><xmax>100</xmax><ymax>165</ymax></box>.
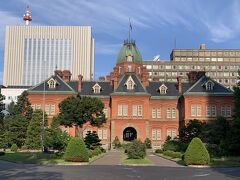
<box><xmin>23</xmin><ymin>5</ymin><xmax>32</xmax><ymax>26</ymax></box>
<box><xmin>128</xmin><ymin>18</ymin><xmax>132</xmax><ymax>43</ymax></box>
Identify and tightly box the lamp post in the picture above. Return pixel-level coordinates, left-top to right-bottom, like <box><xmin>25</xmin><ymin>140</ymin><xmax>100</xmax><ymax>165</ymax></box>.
<box><xmin>41</xmin><ymin>59</ymin><xmax>46</xmax><ymax>152</ymax></box>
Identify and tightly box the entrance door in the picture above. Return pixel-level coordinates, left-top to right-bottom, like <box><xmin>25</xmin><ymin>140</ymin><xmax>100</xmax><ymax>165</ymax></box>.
<box><xmin>123</xmin><ymin>127</ymin><xmax>137</xmax><ymax>141</ymax></box>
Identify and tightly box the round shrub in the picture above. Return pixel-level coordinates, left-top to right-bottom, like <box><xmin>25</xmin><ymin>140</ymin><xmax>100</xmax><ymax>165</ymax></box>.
<box><xmin>126</xmin><ymin>140</ymin><xmax>146</xmax><ymax>159</ymax></box>
<box><xmin>64</xmin><ymin>137</ymin><xmax>89</xmax><ymax>162</ymax></box>
<box><xmin>144</xmin><ymin>138</ymin><xmax>152</xmax><ymax>149</ymax></box>
<box><xmin>91</xmin><ymin>147</ymin><xmax>102</xmax><ymax>156</ymax></box>
<box><xmin>184</xmin><ymin>137</ymin><xmax>210</xmax><ymax>165</ymax></box>
<box><xmin>155</xmin><ymin>149</ymin><xmax>163</xmax><ymax>154</ymax></box>
<box><xmin>10</xmin><ymin>144</ymin><xmax>18</xmax><ymax>152</ymax></box>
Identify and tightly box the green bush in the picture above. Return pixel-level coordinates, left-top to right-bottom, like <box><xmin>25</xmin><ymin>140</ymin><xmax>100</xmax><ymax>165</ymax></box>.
<box><xmin>126</xmin><ymin>140</ymin><xmax>146</xmax><ymax>159</ymax></box>
<box><xmin>84</xmin><ymin>131</ymin><xmax>101</xmax><ymax>150</ymax></box>
<box><xmin>155</xmin><ymin>149</ymin><xmax>163</xmax><ymax>154</ymax></box>
<box><xmin>144</xmin><ymin>138</ymin><xmax>152</xmax><ymax>149</ymax></box>
<box><xmin>10</xmin><ymin>144</ymin><xmax>18</xmax><ymax>152</ymax></box>
<box><xmin>0</xmin><ymin>152</ymin><xmax>5</xmax><ymax>156</ymax></box>
<box><xmin>64</xmin><ymin>137</ymin><xmax>89</xmax><ymax>162</ymax></box>
<box><xmin>112</xmin><ymin>136</ymin><xmax>121</xmax><ymax>149</ymax></box>
<box><xmin>88</xmin><ymin>150</ymin><xmax>93</xmax><ymax>158</ymax></box>
<box><xmin>91</xmin><ymin>147</ymin><xmax>102</xmax><ymax>156</ymax></box>
<box><xmin>163</xmin><ymin>150</ymin><xmax>182</xmax><ymax>159</ymax></box>
<box><xmin>163</xmin><ymin>139</ymin><xmax>187</xmax><ymax>152</ymax></box>
<box><xmin>122</xmin><ymin>143</ymin><xmax>131</xmax><ymax>153</ymax></box>
<box><xmin>184</xmin><ymin>137</ymin><xmax>210</xmax><ymax>165</ymax></box>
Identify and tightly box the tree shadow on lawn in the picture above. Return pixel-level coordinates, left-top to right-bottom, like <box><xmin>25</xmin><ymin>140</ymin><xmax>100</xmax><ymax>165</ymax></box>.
<box><xmin>0</xmin><ymin>161</ymin><xmax>63</xmax><ymax>180</ymax></box>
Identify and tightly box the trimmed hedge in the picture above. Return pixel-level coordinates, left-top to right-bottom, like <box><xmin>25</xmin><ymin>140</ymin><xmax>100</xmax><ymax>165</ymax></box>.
<box><xmin>163</xmin><ymin>150</ymin><xmax>182</xmax><ymax>159</ymax></box>
<box><xmin>155</xmin><ymin>149</ymin><xmax>163</xmax><ymax>154</ymax></box>
<box><xmin>64</xmin><ymin>137</ymin><xmax>89</xmax><ymax>162</ymax></box>
<box><xmin>126</xmin><ymin>140</ymin><xmax>146</xmax><ymax>159</ymax></box>
<box><xmin>184</xmin><ymin>137</ymin><xmax>210</xmax><ymax>165</ymax></box>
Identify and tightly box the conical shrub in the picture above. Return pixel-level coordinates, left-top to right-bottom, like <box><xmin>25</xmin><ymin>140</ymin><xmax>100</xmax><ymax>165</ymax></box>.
<box><xmin>184</xmin><ymin>137</ymin><xmax>210</xmax><ymax>165</ymax></box>
<box><xmin>64</xmin><ymin>137</ymin><xmax>89</xmax><ymax>162</ymax></box>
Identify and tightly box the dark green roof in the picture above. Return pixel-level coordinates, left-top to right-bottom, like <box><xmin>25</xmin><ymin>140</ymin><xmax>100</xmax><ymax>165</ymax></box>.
<box><xmin>116</xmin><ymin>41</ymin><xmax>142</xmax><ymax>64</ymax></box>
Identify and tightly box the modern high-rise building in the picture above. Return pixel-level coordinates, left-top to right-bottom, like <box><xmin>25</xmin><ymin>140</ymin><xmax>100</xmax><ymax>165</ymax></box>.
<box><xmin>3</xmin><ymin>6</ymin><xmax>94</xmax><ymax>86</ymax></box>
<box><xmin>143</xmin><ymin>44</ymin><xmax>240</xmax><ymax>88</ymax></box>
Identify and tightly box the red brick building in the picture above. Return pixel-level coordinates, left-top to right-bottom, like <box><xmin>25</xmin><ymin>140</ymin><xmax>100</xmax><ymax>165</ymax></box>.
<box><xmin>27</xmin><ymin>40</ymin><xmax>234</xmax><ymax>149</ymax></box>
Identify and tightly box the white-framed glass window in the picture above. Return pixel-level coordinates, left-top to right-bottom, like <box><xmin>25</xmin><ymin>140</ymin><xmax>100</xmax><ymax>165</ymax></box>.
<box><xmin>226</xmin><ymin>106</ymin><xmax>231</xmax><ymax>117</ymax></box>
<box><xmin>98</xmin><ymin>129</ymin><xmax>103</xmax><ymax>140</ymax></box>
<box><xmin>206</xmin><ymin>105</ymin><xmax>211</xmax><ymax>117</ymax></box>
<box><xmin>167</xmin><ymin>129</ymin><xmax>177</xmax><ymax>140</ymax></box>
<box><xmin>103</xmin><ymin>108</ymin><xmax>108</xmax><ymax>118</ymax></box>
<box><xmin>50</xmin><ymin>104</ymin><xmax>55</xmax><ymax>115</ymax></box>
<box><xmin>157</xmin><ymin>108</ymin><xmax>161</xmax><ymax>118</ymax></box>
<box><xmin>211</xmin><ymin>106</ymin><xmax>216</xmax><ymax>117</ymax></box>
<box><xmin>157</xmin><ymin>129</ymin><xmax>161</xmax><ymax>140</ymax></box>
<box><xmin>197</xmin><ymin>105</ymin><xmax>202</xmax><ymax>116</ymax></box>
<box><xmin>172</xmin><ymin>108</ymin><xmax>176</xmax><ymax>118</ymax></box>
<box><xmin>191</xmin><ymin>105</ymin><xmax>196</xmax><ymax>116</ymax></box>
<box><xmin>167</xmin><ymin>129</ymin><xmax>171</xmax><ymax>137</ymax></box>
<box><xmin>103</xmin><ymin>129</ymin><xmax>107</xmax><ymax>140</ymax></box>
<box><xmin>118</xmin><ymin>104</ymin><xmax>123</xmax><ymax>116</ymax></box>
<box><xmin>132</xmin><ymin>105</ymin><xmax>137</xmax><ymax>116</ymax></box>
<box><xmin>152</xmin><ymin>129</ymin><xmax>156</xmax><ymax>140</ymax></box>
<box><xmin>152</xmin><ymin>108</ymin><xmax>156</xmax><ymax>118</ymax></box>
<box><xmin>167</xmin><ymin>108</ymin><xmax>171</xmax><ymax>118</ymax></box>
<box><xmin>138</xmin><ymin>105</ymin><xmax>143</xmax><ymax>117</ymax></box>
<box><xmin>123</xmin><ymin>105</ymin><xmax>128</xmax><ymax>116</ymax></box>
<box><xmin>31</xmin><ymin>104</ymin><xmax>35</xmax><ymax>110</ymax></box>
<box><xmin>36</xmin><ymin>104</ymin><xmax>41</xmax><ymax>110</ymax></box>
<box><xmin>221</xmin><ymin>106</ymin><xmax>226</xmax><ymax>117</ymax></box>
<box><xmin>45</xmin><ymin>104</ymin><xmax>50</xmax><ymax>115</ymax></box>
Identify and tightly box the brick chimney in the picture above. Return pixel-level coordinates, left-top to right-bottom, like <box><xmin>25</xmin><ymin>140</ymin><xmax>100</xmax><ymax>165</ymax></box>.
<box><xmin>177</xmin><ymin>76</ymin><xmax>182</xmax><ymax>95</ymax></box>
<box><xmin>54</xmin><ymin>70</ymin><xmax>63</xmax><ymax>78</ymax></box>
<box><xmin>78</xmin><ymin>74</ymin><xmax>83</xmax><ymax>92</ymax></box>
<box><xmin>187</xmin><ymin>71</ymin><xmax>205</xmax><ymax>84</ymax></box>
<box><xmin>62</xmin><ymin>70</ymin><xmax>71</xmax><ymax>82</ymax></box>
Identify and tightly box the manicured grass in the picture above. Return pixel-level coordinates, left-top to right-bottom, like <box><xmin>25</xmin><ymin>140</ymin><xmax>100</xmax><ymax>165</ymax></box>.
<box><xmin>0</xmin><ymin>151</ymin><xmax>105</xmax><ymax>165</ymax></box>
<box><xmin>210</xmin><ymin>157</ymin><xmax>240</xmax><ymax>167</ymax></box>
<box><xmin>155</xmin><ymin>152</ymin><xmax>185</xmax><ymax>165</ymax></box>
<box><xmin>122</xmin><ymin>153</ymin><xmax>152</xmax><ymax>165</ymax></box>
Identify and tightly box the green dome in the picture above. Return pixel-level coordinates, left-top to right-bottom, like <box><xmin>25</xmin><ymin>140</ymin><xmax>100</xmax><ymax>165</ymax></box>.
<box><xmin>116</xmin><ymin>40</ymin><xmax>142</xmax><ymax>64</ymax></box>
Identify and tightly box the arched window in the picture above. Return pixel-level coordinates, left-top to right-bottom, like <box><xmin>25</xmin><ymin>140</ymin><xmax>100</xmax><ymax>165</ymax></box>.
<box><xmin>93</xmin><ymin>83</ymin><xmax>101</xmax><ymax>94</ymax></box>
<box><xmin>206</xmin><ymin>81</ymin><xmax>214</xmax><ymax>91</ymax></box>
<box><xmin>125</xmin><ymin>76</ymin><xmax>135</xmax><ymax>90</ymax></box>
<box><xmin>47</xmin><ymin>78</ymin><xmax>56</xmax><ymax>89</ymax></box>
<box><xmin>159</xmin><ymin>84</ymin><xmax>168</xmax><ymax>94</ymax></box>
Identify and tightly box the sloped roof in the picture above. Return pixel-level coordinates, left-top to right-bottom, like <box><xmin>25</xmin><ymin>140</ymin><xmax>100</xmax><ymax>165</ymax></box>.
<box><xmin>28</xmin><ymin>75</ymin><xmax>76</xmax><ymax>94</ymax></box>
<box><xmin>184</xmin><ymin>75</ymin><xmax>233</xmax><ymax>96</ymax></box>
<box><xmin>113</xmin><ymin>73</ymin><xmax>149</xmax><ymax>95</ymax></box>
<box><xmin>80</xmin><ymin>81</ymin><xmax>113</xmax><ymax>96</ymax></box>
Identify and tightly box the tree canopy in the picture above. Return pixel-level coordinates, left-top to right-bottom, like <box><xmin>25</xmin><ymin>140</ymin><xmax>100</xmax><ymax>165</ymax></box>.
<box><xmin>59</xmin><ymin>96</ymin><xmax>106</xmax><ymax>127</ymax></box>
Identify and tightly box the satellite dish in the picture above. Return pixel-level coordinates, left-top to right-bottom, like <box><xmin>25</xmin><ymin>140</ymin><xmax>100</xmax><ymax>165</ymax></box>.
<box><xmin>153</xmin><ymin>55</ymin><xmax>160</xmax><ymax>61</ymax></box>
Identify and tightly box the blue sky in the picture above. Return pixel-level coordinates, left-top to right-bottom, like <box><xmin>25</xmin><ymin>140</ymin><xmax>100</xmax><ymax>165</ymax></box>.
<box><xmin>0</xmin><ymin>0</ymin><xmax>240</xmax><ymax>82</ymax></box>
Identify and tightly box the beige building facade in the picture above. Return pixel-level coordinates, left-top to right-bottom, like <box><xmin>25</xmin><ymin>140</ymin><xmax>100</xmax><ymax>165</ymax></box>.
<box><xmin>143</xmin><ymin>44</ymin><xmax>240</xmax><ymax>88</ymax></box>
<box><xmin>3</xmin><ymin>26</ymin><xmax>94</xmax><ymax>86</ymax></box>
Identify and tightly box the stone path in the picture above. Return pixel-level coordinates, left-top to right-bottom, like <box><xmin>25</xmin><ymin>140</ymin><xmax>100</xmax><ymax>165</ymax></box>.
<box><xmin>91</xmin><ymin>150</ymin><xmax>183</xmax><ymax>167</ymax></box>
<box><xmin>146</xmin><ymin>151</ymin><xmax>183</xmax><ymax>167</ymax></box>
<box><xmin>91</xmin><ymin>150</ymin><xmax>122</xmax><ymax>165</ymax></box>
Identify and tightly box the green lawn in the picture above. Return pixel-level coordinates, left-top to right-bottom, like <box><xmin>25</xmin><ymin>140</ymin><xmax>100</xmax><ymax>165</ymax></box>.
<box><xmin>122</xmin><ymin>153</ymin><xmax>153</xmax><ymax>165</ymax></box>
<box><xmin>155</xmin><ymin>153</ymin><xmax>185</xmax><ymax>165</ymax></box>
<box><xmin>210</xmin><ymin>157</ymin><xmax>240</xmax><ymax>167</ymax></box>
<box><xmin>0</xmin><ymin>151</ymin><xmax>105</xmax><ymax>165</ymax></box>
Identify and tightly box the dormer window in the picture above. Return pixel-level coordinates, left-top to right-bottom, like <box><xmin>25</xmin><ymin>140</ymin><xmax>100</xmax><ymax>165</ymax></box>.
<box><xmin>125</xmin><ymin>75</ymin><xmax>135</xmax><ymax>90</ymax></box>
<box><xmin>159</xmin><ymin>84</ymin><xmax>168</xmax><ymax>94</ymax></box>
<box><xmin>205</xmin><ymin>80</ymin><xmax>214</xmax><ymax>91</ymax></box>
<box><xmin>47</xmin><ymin>78</ymin><xmax>57</xmax><ymax>89</ymax></box>
<box><xmin>127</xmin><ymin>55</ymin><xmax>133</xmax><ymax>62</ymax></box>
<box><xmin>93</xmin><ymin>83</ymin><xmax>101</xmax><ymax>94</ymax></box>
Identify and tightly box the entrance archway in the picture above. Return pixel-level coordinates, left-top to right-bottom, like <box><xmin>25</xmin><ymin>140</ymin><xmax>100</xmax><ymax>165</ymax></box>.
<box><xmin>123</xmin><ymin>127</ymin><xmax>137</xmax><ymax>141</ymax></box>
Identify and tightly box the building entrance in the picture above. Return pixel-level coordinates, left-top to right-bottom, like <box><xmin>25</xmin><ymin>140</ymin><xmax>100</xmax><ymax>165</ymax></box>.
<box><xmin>123</xmin><ymin>127</ymin><xmax>137</xmax><ymax>141</ymax></box>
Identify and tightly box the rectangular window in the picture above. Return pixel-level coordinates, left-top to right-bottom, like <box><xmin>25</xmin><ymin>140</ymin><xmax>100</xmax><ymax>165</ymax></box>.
<box><xmin>138</xmin><ymin>105</ymin><xmax>143</xmax><ymax>117</ymax></box>
<box><xmin>50</xmin><ymin>104</ymin><xmax>55</xmax><ymax>115</ymax></box>
<box><xmin>197</xmin><ymin>105</ymin><xmax>202</xmax><ymax>116</ymax></box>
<box><xmin>167</xmin><ymin>108</ymin><xmax>171</xmax><ymax>118</ymax></box>
<box><xmin>123</xmin><ymin>105</ymin><xmax>128</xmax><ymax>116</ymax></box>
<box><xmin>152</xmin><ymin>108</ymin><xmax>156</xmax><ymax>118</ymax></box>
<box><xmin>167</xmin><ymin>129</ymin><xmax>177</xmax><ymax>140</ymax></box>
<box><xmin>118</xmin><ymin>105</ymin><xmax>122</xmax><ymax>116</ymax></box>
<box><xmin>157</xmin><ymin>129</ymin><xmax>161</xmax><ymax>140</ymax></box>
<box><xmin>211</xmin><ymin>106</ymin><xmax>216</xmax><ymax>117</ymax></box>
<box><xmin>45</xmin><ymin>104</ymin><xmax>50</xmax><ymax>115</ymax></box>
<box><xmin>133</xmin><ymin>105</ymin><xmax>137</xmax><ymax>116</ymax></box>
<box><xmin>191</xmin><ymin>105</ymin><xmax>196</xmax><ymax>116</ymax></box>
<box><xmin>103</xmin><ymin>108</ymin><xmax>108</xmax><ymax>118</ymax></box>
<box><xmin>152</xmin><ymin>129</ymin><xmax>156</xmax><ymax>140</ymax></box>
<box><xmin>221</xmin><ymin>106</ymin><xmax>226</xmax><ymax>117</ymax></box>
<box><xmin>172</xmin><ymin>108</ymin><xmax>176</xmax><ymax>118</ymax></box>
<box><xmin>206</xmin><ymin>105</ymin><xmax>211</xmax><ymax>117</ymax></box>
<box><xmin>167</xmin><ymin>129</ymin><xmax>171</xmax><ymax>138</ymax></box>
<box><xmin>226</xmin><ymin>106</ymin><xmax>231</xmax><ymax>117</ymax></box>
<box><xmin>36</xmin><ymin>104</ymin><xmax>41</xmax><ymax>110</ymax></box>
<box><xmin>103</xmin><ymin>129</ymin><xmax>107</xmax><ymax>140</ymax></box>
<box><xmin>31</xmin><ymin>104</ymin><xmax>35</xmax><ymax>110</ymax></box>
<box><xmin>157</xmin><ymin>108</ymin><xmax>161</xmax><ymax>118</ymax></box>
<box><xmin>98</xmin><ymin>129</ymin><xmax>103</xmax><ymax>140</ymax></box>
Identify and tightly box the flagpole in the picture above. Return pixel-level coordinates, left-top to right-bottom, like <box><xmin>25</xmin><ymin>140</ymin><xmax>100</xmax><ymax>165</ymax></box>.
<box><xmin>129</xmin><ymin>18</ymin><xmax>131</xmax><ymax>42</ymax></box>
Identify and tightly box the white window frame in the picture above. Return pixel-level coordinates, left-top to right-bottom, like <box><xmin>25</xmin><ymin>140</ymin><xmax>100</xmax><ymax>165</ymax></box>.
<box><xmin>156</xmin><ymin>108</ymin><xmax>161</xmax><ymax>118</ymax></box>
<box><xmin>98</xmin><ymin>129</ymin><xmax>103</xmax><ymax>140</ymax></box>
<box><xmin>152</xmin><ymin>129</ymin><xmax>156</xmax><ymax>140</ymax></box>
<box><xmin>172</xmin><ymin>108</ymin><xmax>176</xmax><ymax>118</ymax></box>
<box><xmin>152</xmin><ymin>108</ymin><xmax>156</xmax><ymax>118</ymax></box>
<box><xmin>191</xmin><ymin>105</ymin><xmax>196</xmax><ymax>116</ymax></box>
<box><xmin>167</xmin><ymin>108</ymin><xmax>171</xmax><ymax>118</ymax></box>
<box><xmin>103</xmin><ymin>129</ymin><xmax>107</xmax><ymax>140</ymax></box>
<box><xmin>118</xmin><ymin>105</ymin><xmax>123</xmax><ymax>116</ymax></box>
<box><xmin>123</xmin><ymin>105</ymin><xmax>128</xmax><ymax>116</ymax></box>
<box><xmin>132</xmin><ymin>105</ymin><xmax>138</xmax><ymax>117</ymax></box>
<box><xmin>197</xmin><ymin>105</ymin><xmax>202</xmax><ymax>116</ymax></box>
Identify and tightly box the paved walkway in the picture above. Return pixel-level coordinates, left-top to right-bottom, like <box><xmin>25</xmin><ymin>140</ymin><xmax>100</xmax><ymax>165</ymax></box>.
<box><xmin>147</xmin><ymin>151</ymin><xmax>183</xmax><ymax>167</ymax></box>
<box><xmin>91</xmin><ymin>150</ymin><xmax>183</xmax><ymax>167</ymax></box>
<box><xmin>91</xmin><ymin>150</ymin><xmax>122</xmax><ymax>165</ymax></box>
